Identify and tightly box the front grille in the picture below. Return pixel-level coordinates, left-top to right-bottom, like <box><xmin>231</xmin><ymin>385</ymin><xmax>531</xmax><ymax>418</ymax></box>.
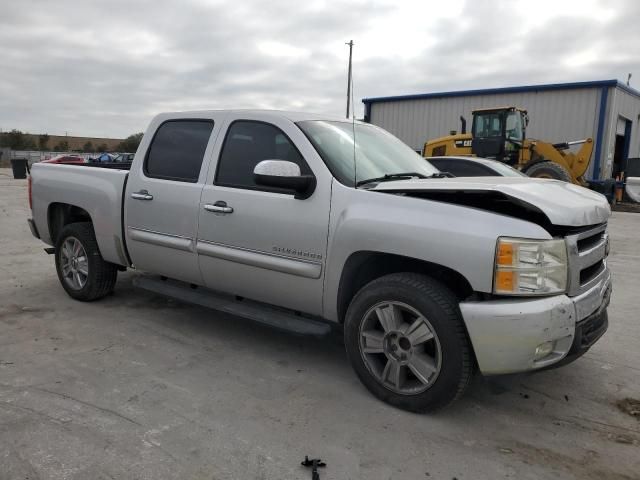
<box><xmin>565</xmin><ymin>223</ymin><xmax>609</xmax><ymax>297</ymax></box>
<box><xmin>579</xmin><ymin>260</ymin><xmax>605</xmax><ymax>284</ymax></box>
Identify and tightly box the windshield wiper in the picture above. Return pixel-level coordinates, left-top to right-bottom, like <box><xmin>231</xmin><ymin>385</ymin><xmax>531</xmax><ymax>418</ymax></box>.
<box><xmin>356</xmin><ymin>172</ymin><xmax>453</xmax><ymax>187</ymax></box>
<box><xmin>356</xmin><ymin>172</ymin><xmax>428</xmax><ymax>187</ymax></box>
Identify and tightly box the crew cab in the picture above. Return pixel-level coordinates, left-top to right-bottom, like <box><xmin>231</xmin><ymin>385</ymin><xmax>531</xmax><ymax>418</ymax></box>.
<box><xmin>27</xmin><ymin>110</ymin><xmax>612</xmax><ymax>412</ymax></box>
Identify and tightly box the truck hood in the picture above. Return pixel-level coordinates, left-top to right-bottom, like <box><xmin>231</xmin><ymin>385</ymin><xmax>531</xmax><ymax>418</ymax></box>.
<box><xmin>371</xmin><ymin>177</ymin><xmax>610</xmax><ymax>228</ymax></box>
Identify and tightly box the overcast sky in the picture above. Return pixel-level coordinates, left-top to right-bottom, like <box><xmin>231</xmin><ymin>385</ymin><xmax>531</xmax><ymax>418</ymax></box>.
<box><xmin>1</xmin><ymin>0</ymin><xmax>637</xmax><ymax>138</ymax></box>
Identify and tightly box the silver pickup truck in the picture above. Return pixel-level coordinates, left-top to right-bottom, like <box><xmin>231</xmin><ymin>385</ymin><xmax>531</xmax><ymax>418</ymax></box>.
<box><xmin>27</xmin><ymin>110</ymin><xmax>612</xmax><ymax>412</ymax></box>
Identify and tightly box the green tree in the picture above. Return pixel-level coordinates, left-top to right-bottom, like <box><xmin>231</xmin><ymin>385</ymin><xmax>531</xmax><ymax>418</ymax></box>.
<box><xmin>83</xmin><ymin>141</ymin><xmax>94</xmax><ymax>153</ymax></box>
<box><xmin>38</xmin><ymin>134</ymin><xmax>50</xmax><ymax>151</ymax></box>
<box><xmin>96</xmin><ymin>143</ymin><xmax>108</xmax><ymax>152</ymax></box>
<box><xmin>6</xmin><ymin>129</ymin><xmax>25</xmax><ymax>149</ymax></box>
<box><xmin>54</xmin><ymin>140</ymin><xmax>69</xmax><ymax>152</ymax></box>
<box><xmin>117</xmin><ymin>132</ymin><xmax>143</xmax><ymax>153</ymax></box>
<box><xmin>23</xmin><ymin>136</ymin><xmax>37</xmax><ymax>149</ymax></box>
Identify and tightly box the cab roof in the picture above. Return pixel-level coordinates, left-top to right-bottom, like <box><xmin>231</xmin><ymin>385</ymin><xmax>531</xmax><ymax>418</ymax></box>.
<box><xmin>153</xmin><ymin>109</ymin><xmax>356</xmax><ymax>124</ymax></box>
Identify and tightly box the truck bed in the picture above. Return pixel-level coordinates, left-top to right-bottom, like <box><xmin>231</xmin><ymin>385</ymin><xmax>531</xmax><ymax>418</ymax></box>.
<box><xmin>30</xmin><ymin>163</ymin><xmax>130</xmax><ymax>266</ymax></box>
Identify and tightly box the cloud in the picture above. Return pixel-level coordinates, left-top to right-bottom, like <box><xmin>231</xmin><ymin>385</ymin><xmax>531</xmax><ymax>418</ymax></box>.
<box><xmin>0</xmin><ymin>0</ymin><xmax>636</xmax><ymax>138</ymax></box>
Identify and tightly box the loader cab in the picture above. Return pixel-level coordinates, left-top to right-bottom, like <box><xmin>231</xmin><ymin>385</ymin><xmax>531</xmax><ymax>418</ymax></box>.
<box><xmin>471</xmin><ymin>107</ymin><xmax>527</xmax><ymax>165</ymax></box>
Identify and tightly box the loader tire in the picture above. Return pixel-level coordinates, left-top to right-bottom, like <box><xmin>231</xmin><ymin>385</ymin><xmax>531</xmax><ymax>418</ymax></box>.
<box><xmin>524</xmin><ymin>161</ymin><xmax>572</xmax><ymax>182</ymax></box>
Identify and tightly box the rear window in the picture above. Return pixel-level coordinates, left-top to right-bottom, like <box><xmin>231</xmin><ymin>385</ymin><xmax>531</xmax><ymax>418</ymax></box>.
<box><xmin>145</xmin><ymin>120</ymin><xmax>214</xmax><ymax>182</ymax></box>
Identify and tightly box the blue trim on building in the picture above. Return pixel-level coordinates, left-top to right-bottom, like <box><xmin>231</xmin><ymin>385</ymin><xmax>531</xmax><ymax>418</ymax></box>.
<box><xmin>592</xmin><ymin>86</ymin><xmax>609</xmax><ymax>180</ymax></box>
<box><xmin>362</xmin><ymin>79</ymin><xmax>640</xmax><ymax>105</ymax></box>
<box><xmin>622</xmin><ymin>119</ymin><xmax>632</xmax><ymax>163</ymax></box>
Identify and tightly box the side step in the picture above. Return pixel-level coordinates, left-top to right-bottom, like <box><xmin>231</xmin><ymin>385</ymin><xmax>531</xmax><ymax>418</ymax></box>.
<box><xmin>132</xmin><ymin>275</ymin><xmax>332</xmax><ymax>337</ymax></box>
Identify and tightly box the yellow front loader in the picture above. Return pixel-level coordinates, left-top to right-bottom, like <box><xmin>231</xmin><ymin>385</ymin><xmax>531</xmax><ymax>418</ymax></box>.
<box><xmin>422</xmin><ymin>107</ymin><xmax>593</xmax><ymax>186</ymax></box>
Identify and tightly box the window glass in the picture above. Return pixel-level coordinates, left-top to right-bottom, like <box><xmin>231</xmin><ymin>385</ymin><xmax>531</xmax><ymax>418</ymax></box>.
<box><xmin>145</xmin><ymin>120</ymin><xmax>213</xmax><ymax>182</ymax></box>
<box><xmin>297</xmin><ymin>120</ymin><xmax>437</xmax><ymax>186</ymax></box>
<box><xmin>430</xmin><ymin>158</ymin><xmax>492</xmax><ymax>177</ymax></box>
<box><xmin>216</xmin><ymin>121</ymin><xmax>310</xmax><ymax>189</ymax></box>
<box><xmin>505</xmin><ymin>111</ymin><xmax>524</xmax><ymax>141</ymax></box>
<box><xmin>474</xmin><ymin>113</ymin><xmax>502</xmax><ymax>137</ymax></box>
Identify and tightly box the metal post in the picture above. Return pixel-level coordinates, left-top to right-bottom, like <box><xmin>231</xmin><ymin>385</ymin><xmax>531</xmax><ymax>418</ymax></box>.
<box><xmin>346</xmin><ymin>40</ymin><xmax>353</xmax><ymax>119</ymax></box>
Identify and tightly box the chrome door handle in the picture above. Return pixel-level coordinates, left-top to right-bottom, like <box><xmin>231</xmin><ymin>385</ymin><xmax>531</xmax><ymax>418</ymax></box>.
<box><xmin>131</xmin><ymin>190</ymin><xmax>153</xmax><ymax>201</ymax></box>
<box><xmin>204</xmin><ymin>201</ymin><xmax>233</xmax><ymax>214</ymax></box>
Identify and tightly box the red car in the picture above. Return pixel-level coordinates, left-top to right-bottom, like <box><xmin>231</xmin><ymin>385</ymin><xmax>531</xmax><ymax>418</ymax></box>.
<box><xmin>41</xmin><ymin>155</ymin><xmax>86</xmax><ymax>164</ymax></box>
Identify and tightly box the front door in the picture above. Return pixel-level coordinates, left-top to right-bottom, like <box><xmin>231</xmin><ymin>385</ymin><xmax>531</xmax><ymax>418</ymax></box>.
<box><xmin>196</xmin><ymin>115</ymin><xmax>331</xmax><ymax>316</ymax></box>
<box><xmin>125</xmin><ymin>117</ymin><xmax>219</xmax><ymax>284</ymax></box>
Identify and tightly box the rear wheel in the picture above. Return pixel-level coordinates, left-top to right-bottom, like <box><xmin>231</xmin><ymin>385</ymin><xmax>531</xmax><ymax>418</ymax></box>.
<box><xmin>55</xmin><ymin>222</ymin><xmax>118</xmax><ymax>301</ymax></box>
<box><xmin>524</xmin><ymin>161</ymin><xmax>572</xmax><ymax>182</ymax></box>
<box><xmin>344</xmin><ymin>273</ymin><xmax>472</xmax><ymax>412</ymax></box>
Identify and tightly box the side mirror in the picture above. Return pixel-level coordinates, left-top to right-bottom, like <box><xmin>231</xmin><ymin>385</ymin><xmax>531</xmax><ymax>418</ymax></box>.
<box><xmin>253</xmin><ymin>160</ymin><xmax>316</xmax><ymax>199</ymax></box>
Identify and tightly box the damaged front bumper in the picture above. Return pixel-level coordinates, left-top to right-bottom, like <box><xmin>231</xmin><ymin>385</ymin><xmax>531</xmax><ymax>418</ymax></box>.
<box><xmin>459</xmin><ymin>270</ymin><xmax>612</xmax><ymax>375</ymax></box>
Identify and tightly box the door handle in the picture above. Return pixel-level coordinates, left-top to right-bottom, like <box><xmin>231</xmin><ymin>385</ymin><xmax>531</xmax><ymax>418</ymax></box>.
<box><xmin>204</xmin><ymin>201</ymin><xmax>233</xmax><ymax>214</ymax></box>
<box><xmin>131</xmin><ymin>190</ymin><xmax>153</xmax><ymax>201</ymax></box>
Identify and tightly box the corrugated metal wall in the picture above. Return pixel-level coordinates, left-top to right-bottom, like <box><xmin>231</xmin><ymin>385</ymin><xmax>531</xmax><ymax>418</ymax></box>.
<box><xmin>368</xmin><ymin>88</ymin><xmax>602</xmax><ymax>153</ymax></box>
<box><xmin>601</xmin><ymin>87</ymin><xmax>640</xmax><ymax>178</ymax></box>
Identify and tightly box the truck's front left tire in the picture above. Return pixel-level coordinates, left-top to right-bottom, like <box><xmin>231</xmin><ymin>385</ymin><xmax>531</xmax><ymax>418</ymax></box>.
<box><xmin>344</xmin><ymin>273</ymin><xmax>472</xmax><ymax>413</ymax></box>
<box><xmin>54</xmin><ymin>222</ymin><xmax>118</xmax><ymax>301</ymax></box>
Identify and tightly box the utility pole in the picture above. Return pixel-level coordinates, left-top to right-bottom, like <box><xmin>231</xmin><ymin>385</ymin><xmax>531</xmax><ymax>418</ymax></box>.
<box><xmin>345</xmin><ymin>40</ymin><xmax>354</xmax><ymax>119</ymax></box>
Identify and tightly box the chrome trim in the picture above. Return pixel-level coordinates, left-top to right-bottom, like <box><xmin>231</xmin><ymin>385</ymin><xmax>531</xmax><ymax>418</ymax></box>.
<box><xmin>204</xmin><ymin>203</ymin><xmax>233</xmax><ymax>214</ymax></box>
<box><xmin>573</xmin><ymin>269</ymin><xmax>612</xmax><ymax>321</ymax></box>
<box><xmin>127</xmin><ymin>227</ymin><xmax>193</xmax><ymax>252</ymax></box>
<box><xmin>131</xmin><ymin>190</ymin><xmax>153</xmax><ymax>201</ymax></box>
<box><xmin>565</xmin><ymin>223</ymin><xmax>608</xmax><ymax>296</ymax></box>
<box><xmin>196</xmin><ymin>239</ymin><xmax>322</xmax><ymax>279</ymax></box>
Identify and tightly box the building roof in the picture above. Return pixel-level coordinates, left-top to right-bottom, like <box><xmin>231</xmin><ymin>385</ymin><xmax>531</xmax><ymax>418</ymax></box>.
<box><xmin>362</xmin><ymin>79</ymin><xmax>640</xmax><ymax>105</ymax></box>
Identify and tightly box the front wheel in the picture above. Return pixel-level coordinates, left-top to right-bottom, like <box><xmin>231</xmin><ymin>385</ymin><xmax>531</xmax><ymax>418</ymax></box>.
<box><xmin>344</xmin><ymin>273</ymin><xmax>472</xmax><ymax>412</ymax></box>
<box><xmin>54</xmin><ymin>222</ymin><xmax>118</xmax><ymax>301</ymax></box>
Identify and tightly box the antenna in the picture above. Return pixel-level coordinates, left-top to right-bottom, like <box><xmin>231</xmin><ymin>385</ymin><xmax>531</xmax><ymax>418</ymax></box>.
<box><xmin>346</xmin><ymin>40</ymin><xmax>354</xmax><ymax>118</ymax></box>
<box><xmin>346</xmin><ymin>40</ymin><xmax>357</xmax><ymax>186</ymax></box>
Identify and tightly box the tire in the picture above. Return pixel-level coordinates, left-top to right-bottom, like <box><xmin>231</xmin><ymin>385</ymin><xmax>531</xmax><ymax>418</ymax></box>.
<box><xmin>524</xmin><ymin>161</ymin><xmax>572</xmax><ymax>182</ymax></box>
<box><xmin>344</xmin><ymin>273</ymin><xmax>472</xmax><ymax>413</ymax></box>
<box><xmin>54</xmin><ymin>222</ymin><xmax>118</xmax><ymax>301</ymax></box>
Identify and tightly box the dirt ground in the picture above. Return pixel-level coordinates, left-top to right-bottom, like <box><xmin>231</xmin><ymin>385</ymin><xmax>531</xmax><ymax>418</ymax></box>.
<box><xmin>1</xmin><ymin>168</ymin><xmax>639</xmax><ymax>479</ymax></box>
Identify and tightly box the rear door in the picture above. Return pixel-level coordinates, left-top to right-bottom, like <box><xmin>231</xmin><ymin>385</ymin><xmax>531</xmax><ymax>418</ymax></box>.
<box><xmin>125</xmin><ymin>115</ymin><xmax>222</xmax><ymax>284</ymax></box>
<box><xmin>196</xmin><ymin>114</ymin><xmax>332</xmax><ymax>316</ymax></box>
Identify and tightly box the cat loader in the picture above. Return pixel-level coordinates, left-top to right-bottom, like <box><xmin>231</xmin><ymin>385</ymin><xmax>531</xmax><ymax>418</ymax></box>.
<box><xmin>422</xmin><ymin>106</ymin><xmax>593</xmax><ymax>186</ymax></box>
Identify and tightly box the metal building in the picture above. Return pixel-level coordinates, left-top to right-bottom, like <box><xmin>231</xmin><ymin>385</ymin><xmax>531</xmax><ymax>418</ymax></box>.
<box><xmin>362</xmin><ymin>79</ymin><xmax>640</xmax><ymax>181</ymax></box>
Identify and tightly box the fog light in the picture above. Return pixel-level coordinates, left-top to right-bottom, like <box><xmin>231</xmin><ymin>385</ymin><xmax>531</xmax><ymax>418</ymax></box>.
<box><xmin>534</xmin><ymin>341</ymin><xmax>555</xmax><ymax>360</ymax></box>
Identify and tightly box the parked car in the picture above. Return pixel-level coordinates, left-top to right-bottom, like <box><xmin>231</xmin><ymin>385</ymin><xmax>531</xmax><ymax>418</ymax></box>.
<box><xmin>112</xmin><ymin>153</ymin><xmax>135</xmax><ymax>163</ymax></box>
<box><xmin>41</xmin><ymin>155</ymin><xmax>86</xmax><ymax>164</ymax></box>
<box><xmin>427</xmin><ymin>155</ymin><xmax>526</xmax><ymax>177</ymax></box>
<box><xmin>27</xmin><ymin>110</ymin><xmax>612</xmax><ymax>412</ymax></box>
<box><xmin>89</xmin><ymin>152</ymin><xmax>115</xmax><ymax>163</ymax></box>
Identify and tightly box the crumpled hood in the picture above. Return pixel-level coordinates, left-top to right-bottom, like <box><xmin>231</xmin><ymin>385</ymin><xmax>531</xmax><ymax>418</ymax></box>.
<box><xmin>372</xmin><ymin>177</ymin><xmax>611</xmax><ymax>227</ymax></box>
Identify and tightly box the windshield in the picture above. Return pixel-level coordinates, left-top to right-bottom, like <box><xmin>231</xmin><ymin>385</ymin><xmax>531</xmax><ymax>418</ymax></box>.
<box><xmin>297</xmin><ymin>120</ymin><xmax>438</xmax><ymax>186</ymax></box>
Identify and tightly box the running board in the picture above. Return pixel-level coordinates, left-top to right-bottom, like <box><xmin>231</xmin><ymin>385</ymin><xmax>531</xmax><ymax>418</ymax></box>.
<box><xmin>132</xmin><ymin>275</ymin><xmax>331</xmax><ymax>337</ymax></box>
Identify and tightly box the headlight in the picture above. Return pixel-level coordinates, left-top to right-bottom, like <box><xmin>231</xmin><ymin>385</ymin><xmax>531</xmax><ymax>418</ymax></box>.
<box><xmin>494</xmin><ymin>237</ymin><xmax>567</xmax><ymax>295</ymax></box>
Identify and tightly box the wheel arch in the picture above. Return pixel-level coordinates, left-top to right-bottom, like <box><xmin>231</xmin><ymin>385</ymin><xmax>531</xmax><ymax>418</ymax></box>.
<box><xmin>48</xmin><ymin>202</ymin><xmax>93</xmax><ymax>244</ymax></box>
<box><xmin>336</xmin><ymin>251</ymin><xmax>474</xmax><ymax>324</ymax></box>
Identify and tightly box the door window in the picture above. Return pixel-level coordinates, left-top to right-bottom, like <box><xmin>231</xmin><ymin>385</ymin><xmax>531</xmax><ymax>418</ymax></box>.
<box><xmin>215</xmin><ymin>120</ymin><xmax>311</xmax><ymax>190</ymax></box>
<box><xmin>144</xmin><ymin>120</ymin><xmax>214</xmax><ymax>182</ymax></box>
